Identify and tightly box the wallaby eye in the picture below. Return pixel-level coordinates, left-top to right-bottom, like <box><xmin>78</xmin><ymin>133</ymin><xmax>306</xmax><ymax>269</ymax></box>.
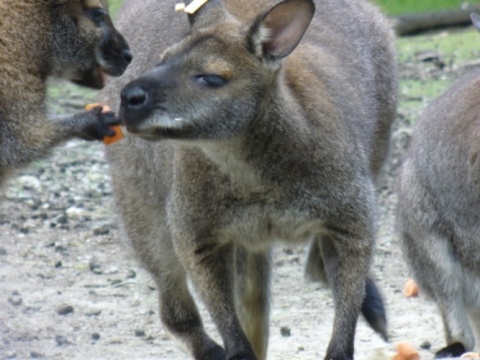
<box><xmin>193</xmin><ymin>74</ymin><xmax>228</xmax><ymax>89</ymax></box>
<box><xmin>86</xmin><ymin>8</ymin><xmax>108</xmax><ymax>25</ymax></box>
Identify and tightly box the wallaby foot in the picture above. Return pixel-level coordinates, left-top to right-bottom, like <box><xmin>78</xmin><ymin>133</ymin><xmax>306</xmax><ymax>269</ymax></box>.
<box><xmin>193</xmin><ymin>340</ymin><xmax>226</xmax><ymax>360</ymax></box>
<box><xmin>305</xmin><ymin>240</ymin><xmax>388</xmax><ymax>341</ymax></box>
<box><xmin>434</xmin><ymin>342</ymin><xmax>466</xmax><ymax>358</ymax></box>
<box><xmin>324</xmin><ymin>348</ymin><xmax>353</xmax><ymax>360</ymax></box>
<box><xmin>361</xmin><ymin>278</ymin><xmax>388</xmax><ymax>341</ymax></box>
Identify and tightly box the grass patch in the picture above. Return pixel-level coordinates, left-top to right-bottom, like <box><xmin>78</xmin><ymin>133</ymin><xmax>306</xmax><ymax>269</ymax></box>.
<box><xmin>374</xmin><ymin>0</ymin><xmax>478</xmax><ymax>15</ymax></box>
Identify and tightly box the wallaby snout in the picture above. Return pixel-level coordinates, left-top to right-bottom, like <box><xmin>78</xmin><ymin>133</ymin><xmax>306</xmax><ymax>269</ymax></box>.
<box><xmin>97</xmin><ymin>28</ymin><xmax>132</xmax><ymax>77</ymax></box>
<box><xmin>120</xmin><ymin>65</ymin><xmax>183</xmax><ymax>137</ymax></box>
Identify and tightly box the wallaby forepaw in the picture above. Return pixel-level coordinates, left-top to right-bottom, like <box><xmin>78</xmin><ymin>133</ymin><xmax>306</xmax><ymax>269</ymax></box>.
<box><xmin>434</xmin><ymin>342</ymin><xmax>466</xmax><ymax>358</ymax></box>
<box><xmin>81</xmin><ymin>108</ymin><xmax>120</xmax><ymax>141</ymax></box>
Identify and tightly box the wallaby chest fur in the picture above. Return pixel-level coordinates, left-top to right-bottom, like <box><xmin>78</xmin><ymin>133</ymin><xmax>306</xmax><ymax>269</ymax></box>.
<box><xmin>0</xmin><ymin>0</ymin><xmax>131</xmax><ymax>186</ymax></box>
<box><xmin>101</xmin><ymin>0</ymin><xmax>396</xmax><ymax>359</ymax></box>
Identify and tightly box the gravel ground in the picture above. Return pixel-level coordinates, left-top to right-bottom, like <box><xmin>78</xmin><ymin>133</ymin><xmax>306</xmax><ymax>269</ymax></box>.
<box><xmin>1</xmin><ymin>29</ymin><xmax>480</xmax><ymax>360</ymax></box>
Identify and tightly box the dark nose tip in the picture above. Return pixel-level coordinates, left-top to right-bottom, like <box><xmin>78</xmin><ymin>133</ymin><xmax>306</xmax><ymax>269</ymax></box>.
<box><xmin>123</xmin><ymin>49</ymin><xmax>133</xmax><ymax>64</ymax></box>
<box><xmin>121</xmin><ymin>85</ymin><xmax>147</xmax><ymax>110</ymax></box>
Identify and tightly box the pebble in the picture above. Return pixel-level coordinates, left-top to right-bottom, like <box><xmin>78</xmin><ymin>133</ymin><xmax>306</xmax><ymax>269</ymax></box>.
<box><xmin>280</xmin><ymin>326</ymin><xmax>291</xmax><ymax>337</ymax></box>
<box><xmin>55</xmin><ymin>335</ymin><xmax>71</xmax><ymax>346</ymax></box>
<box><xmin>30</xmin><ymin>351</ymin><xmax>43</xmax><ymax>358</ymax></box>
<box><xmin>89</xmin><ymin>258</ymin><xmax>103</xmax><ymax>274</ymax></box>
<box><xmin>126</xmin><ymin>269</ymin><xmax>137</xmax><ymax>279</ymax></box>
<box><xmin>420</xmin><ymin>340</ymin><xmax>431</xmax><ymax>350</ymax></box>
<box><xmin>8</xmin><ymin>296</ymin><xmax>23</xmax><ymax>307</ymax></box>
<box><xmin>57</xmin><ymin>305</ymin><xmax>74</xmax><ymax>316</ymax></box>
<box><xmin>0</xmin><ymin>247</ymin><xmax>7</xmax><ymax>255</ymax></box>
<box><xmin>134</xmin><ymin>329</ymin><xmax>146</xmax><ymax>337</ymax></box>
<box><xmin>93</xmin><ymin>225</ymin><xmax>110</xmax><ymax>236</ymax></box>
<box><xmin>91</xmin><ymin>333</ymin><xmax>101</xmax><ymax>341</ymax></box>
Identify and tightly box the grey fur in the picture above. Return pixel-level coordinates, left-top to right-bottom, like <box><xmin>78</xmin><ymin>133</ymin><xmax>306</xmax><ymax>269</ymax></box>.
<box><xmin>100</xmin><ymin>0</ymin><xmax>397</xmax><ymax>359</ymax></box>
<box><xmin>0</xmin><ymin>0</ymin><xmax>131</xmax><ymax>186</ymax></box>
<box><xmin>396</xmin><ymin>21</ymin><xmax>480</xmax><ymax>356</ymax></box>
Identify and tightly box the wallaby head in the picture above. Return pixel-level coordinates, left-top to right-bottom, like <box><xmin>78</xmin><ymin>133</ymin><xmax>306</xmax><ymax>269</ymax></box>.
<box><xmin>48</xmin><ymin>0</ymin><xmax>132</xmax><ymax>89</ymax></box>
<box><xmin>120</xmin><ymin>0</ymin><xmax>314</xmax><ymax>141</ymax></box>
<box><xmin>0</xmin><ymin>0</ymin><xmax>130</xmax><ymax>185</ymax></box>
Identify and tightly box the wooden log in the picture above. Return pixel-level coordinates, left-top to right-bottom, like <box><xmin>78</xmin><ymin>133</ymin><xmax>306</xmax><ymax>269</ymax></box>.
<box><xmin>393</xmin><ymin>5</ymin><xmax>480</xmax><ymax>36</ymax></box>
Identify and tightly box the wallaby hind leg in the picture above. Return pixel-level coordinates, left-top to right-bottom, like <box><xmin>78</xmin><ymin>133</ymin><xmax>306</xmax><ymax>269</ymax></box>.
<box><xmin>319</xmin><ymin>234</ymin><xmax>372</xmax><ymax>360</ymax></box>
<box><xmin>305</xmin><ymin>239</ymin><xmax>388</xmax><ymax>341</ymax></box>
<box><xmin>111</xmin><ymin>186</ymin><xmax>224</xmax><ymax>359</ymax></box>
<box><xmin>234</xmin><ymin>246</ymin><xmax>271</xmax><ymax>360</ymax></box>
<box><xmin>153</xmin><ymin>246</ymin><xmax>225</xmax><ymax>360</ymax></box>
<box><xmin>402</xmin><ymin>232</ymin><xmax>473</xmax><ymax>358</ymax></box>
<box><xmin>174</xmin><ymin>240</ymin><xmax>257</xmax><ymax>360</ymax></box>
<box><xmin>435</xmin><ymin>305</ymin><xmax>471</xmax><ymax>358</ymax></box>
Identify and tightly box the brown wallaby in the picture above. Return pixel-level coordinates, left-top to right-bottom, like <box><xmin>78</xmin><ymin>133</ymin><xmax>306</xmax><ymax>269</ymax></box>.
<box><xmin>396</xmin><ymin>14</ymin><xmax>480</xmax><ymax>359</ymax></box>
<box><xmin>0</xmin><ymin>0</ymin><xmax>132</xmax><ymax>186</ymax></box>
<box><xmin>100</xmin><ymin>0</ymin><xmax>397</xmax><ymax>359</ymax></box>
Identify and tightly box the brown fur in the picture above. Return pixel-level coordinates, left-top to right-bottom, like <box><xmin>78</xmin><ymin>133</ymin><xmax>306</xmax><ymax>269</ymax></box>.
<box><xmin>100</xmin><ymin>0</ymin><xmax>397</xmax><ymax>359</ymax></box>
<box><xmin>0</xmin><ymin>0</ymin><xmax>131</xmax><ymax>186</ymax></box>
<box><xmin>396</xmin><ymin>17</ymin><xmax>480</xmax><ymax>359</ymax></box>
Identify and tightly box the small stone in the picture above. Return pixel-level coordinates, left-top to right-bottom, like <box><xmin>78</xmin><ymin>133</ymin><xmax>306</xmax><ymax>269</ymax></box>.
<box><xmin>55</xmin><ymin>335</ymin><xmax>71</xmax><ymax>346</ymax></box>
<box><xmin>30</xmin><ymin>351</ymin><xmax>43</xmax><ymax>358</ymax></box>
<box><xmin>57</xmin><ymin>305</ymin><xmax>74</xmax><ymax>316</ymax></box>
<box><xmin>91</xmin><ymin>333</ymin><xmax>100</xmax><ymax>341</ymax></box>
<box><xmin>85</xmin><ymin>310</ymin><xmax>102</xmax><ymax>317</ymax></box>
<box><xmin>126</xmin><ymin>270</ymin><xmax>136</xmax><ymax>279</ymax></box>
<box><xmin>134</xmin><ymin>329</ymin><xmax>146</xmax><ymax>337</ymax></box>
<box><xmin>89</xmin><ymin>258</ymin><xmax>102</xmax><ymax>274</ymax></box>
<box><xmin>55</xmin><ymin>214</ymin><xmax>68</xmax><ymax>225</ymax></box>
<box><xmin>93</xmin><ymin>225</ymin><xmax>109</xmax><ymax>236</ymax></box>
<box><xmin>0</xmin><ymin>247</ymin><xmax>7</xmax><ymax>255</ymax></box>
<box><xmin>5</xmin><ymin>351</ymin><xmax>16</xmax><ymax>359</ymax></box>
<box><xmin>110</xmin><ymin>279</ymin><xmax>123</xmax><ymax>286</ymax></box>
<box><xmin>280</xmin><ymin>326</ymin><xmax>291</xmax><ymax>337</ymax></box>
<box><xmin>54</xmin><ymin>261</ymin><xmax>62</xmax><ymax>268</ymax></box>
<box><xmin>8</xmin><ymin>296</ymin><xmax>23</xmax><ymax>307</ymax></box>
<box><xmin>420</xmin><ymin>340</ymin><xmax>431</xmax><ymax>350</ymax></box>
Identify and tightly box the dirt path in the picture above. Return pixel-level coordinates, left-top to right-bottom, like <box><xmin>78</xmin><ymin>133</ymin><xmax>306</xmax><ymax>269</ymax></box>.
<box><xmin>2</xmin><ymin>26</ymin><xmax>480</xmax><ymax>359</ymax></box>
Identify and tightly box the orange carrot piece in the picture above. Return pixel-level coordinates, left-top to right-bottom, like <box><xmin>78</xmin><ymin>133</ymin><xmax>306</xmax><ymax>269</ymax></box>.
<box><xmin>404</xmin><ymin>278</ymin><xmax>420</xmax><ymax>298</ymax></box>
<box><xmin>85</xmin><ymin>103</ymin><xmax>124</xmax><ymax>145</ymax></box>
<box><xmin>393</xmin><ymin>342</ymin><xmax>420</xmax><ymax>360</ymax></box>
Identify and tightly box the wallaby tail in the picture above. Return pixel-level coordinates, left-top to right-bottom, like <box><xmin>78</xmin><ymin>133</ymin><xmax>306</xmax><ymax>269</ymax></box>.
<box><xmin>361</xmin><ymin>277</ymin><xmax>388</xmax><ymax>341</ymax></box>
<box><xmin>305</xmin><ymin>240</ymin><xmax>388</xmax><ymax>341</ymax></box>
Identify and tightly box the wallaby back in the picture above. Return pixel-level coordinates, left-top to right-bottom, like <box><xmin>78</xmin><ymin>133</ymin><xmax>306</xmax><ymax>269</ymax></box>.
<box><xmin>397</xmin><ymin>65</ymin><xmax>480</xmax><ymax>358</ymax></box>
<box><xmin>397</xmin><ymin>14</ymin><xmax>480</xmax><ymax>358</ymax></box>
<box><xmin>0</xmin><ymin>0</ymin><xmax>131</xmax><ymax>185</ymax></box>
<box><xmin>101</xmin><ymin>1</ymin><xmax>397</xmax><ymax>359</ymax></box>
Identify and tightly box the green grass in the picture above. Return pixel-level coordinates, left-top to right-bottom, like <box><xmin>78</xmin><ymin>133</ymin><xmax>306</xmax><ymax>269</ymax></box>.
<box><xmin>374</xmin><ymin>0</ymin><xmax>479</xmax><ymax>15</ymax></box>
<box><xmin>396</xmin><ymin>26</ymin><xmax>480</xmax><ymax>125</ymax></box>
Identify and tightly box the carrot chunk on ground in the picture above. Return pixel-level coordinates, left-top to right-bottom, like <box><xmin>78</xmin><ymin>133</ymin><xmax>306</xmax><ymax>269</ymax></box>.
<box><xmin>393</xmin><ymin>342</ymin><xmax>420</xmax><ymax>360</ymax></box>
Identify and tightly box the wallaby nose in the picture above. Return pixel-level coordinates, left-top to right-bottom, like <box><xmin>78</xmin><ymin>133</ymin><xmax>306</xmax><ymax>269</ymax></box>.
<box><xmin>121</xmin><ymin>85</ymin><xmax>148</xmax><ymax>110</ymax></box>
<box><xmin>123</xmin><ymin>48</ymin><xmax>133</xmax><ymax>64</ymax></box>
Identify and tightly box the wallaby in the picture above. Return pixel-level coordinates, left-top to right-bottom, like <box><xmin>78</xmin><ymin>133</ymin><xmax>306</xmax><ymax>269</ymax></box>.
<box><xmin>396</xmin><ymin>14</ymin><xmax>480</xmax><ymax>359</ymax></box>
<box><xmin>0</xmin><ymin>0</ymin><xmax>132</xmax><ymax>186</ymax></box>
<box><xmin>100</xmin><ymin>0</ymin><xmax>397</xmax><ymax>359</ymax></box>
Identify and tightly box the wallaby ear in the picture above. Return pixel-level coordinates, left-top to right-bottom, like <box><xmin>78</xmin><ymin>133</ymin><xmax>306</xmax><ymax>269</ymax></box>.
<box><xmin>249</xmin><ymin>0</ymin><xmax>315</xmax><ymax>61</ymax></box>
<box><xmin>471</xmin><ymin>13</ymin><xmax>480</xmax><ymax>32</ymax></box>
